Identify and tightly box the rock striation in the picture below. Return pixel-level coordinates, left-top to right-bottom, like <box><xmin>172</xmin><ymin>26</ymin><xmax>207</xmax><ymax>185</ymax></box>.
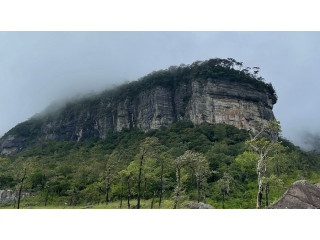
<box><xmin>0</xmin><ymin>60</ymin><xmax>277</xmax><ymax>155</ymax></box>
<box><xmin>269</xmin><ymin>180</ymin><xmax>320</xmax><ymax>209</ymax></box>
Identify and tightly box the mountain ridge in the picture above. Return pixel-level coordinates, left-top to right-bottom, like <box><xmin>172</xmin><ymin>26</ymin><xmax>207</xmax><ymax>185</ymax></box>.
<box><xmin>0</xmin><ymin>58</ymin><xmax>277</xmax><ymax>155</ymax></box>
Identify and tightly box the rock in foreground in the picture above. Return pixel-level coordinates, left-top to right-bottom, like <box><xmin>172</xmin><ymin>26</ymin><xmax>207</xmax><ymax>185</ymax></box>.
<box><xmin>184</xmin><ymin>202</ymin><xmax>214</xmax><ymax>209</ymax></box>
<box><xmin>269</xmin><ymin>180</ymin><xmax>320</xmax><ymax>209</ymax></box>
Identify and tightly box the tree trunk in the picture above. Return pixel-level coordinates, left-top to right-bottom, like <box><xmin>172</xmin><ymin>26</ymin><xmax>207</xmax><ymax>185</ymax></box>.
<box><xmin>137</xmin><ymin>154</ymin><xmax>144</xmax><ymax>209</ymax></box>
<box><xmin>151</xmin><ymin>191</ymin><xmax>157</xmax><ymax>209</ymax></box>
<box><xmin>98</xmin><ymin>187</ymin><xmax>102</xmax><ymax>204</ymax></box>
<box><xmin>173</xmin><ymin>167</ymin><xmax>181</xmax><ymax>209</ymax></box>
<box><xmin>69</xmin><ymin>187</ymin><xmax>76</xmax><ymax>206</ymax></box>
<box><xmin>119</xmin><ymin>180</ymin><xmax>123</xmax><ymax>209</ymax></box>
<box><xmin>159</xmin><ymin>163</ymin><xmax>164</xmax><ymax>207</ymax></box>
<box><xmin>222</xmin><ymin>192</ymin><xmax>225</xmax><ymax>209</ymax></box>
<box><xmin>106</xmin><ymin>184</ymin><xmax>110</xmax><ymax>204</ymax></box>
<box><xmin>256</xmin><ymin>159</ymin><xmax>263</xmax><ymax>209</ymax></box>
<box><xmin>17</xmin><ymin>168</ymin><xmax>26</xmax><ymax>209</ymax></box>
<box><xmin>143</xmin><ymin>177</ymin><xmax>147</xmax><ymax>200</ymax></box>
<box><xmin>127</xmin><ymin>176</ymin><xmax>131</xmax><ymax>209</ymax></box>
<box><xmin>196</xmin><ymin>177</ymin><xmax>200</xmax><ymax>203</ymax></box>
<box><xmin>265</xmin><ymin>183</ymin><xmax>269</xmax><ymax>208</ymax></box>
<box><xmin>257</xmin><ymin>176</ymin><xmax>263</xmax><ymax>209</ymax></box>
<box><xmin>106</xmin><ymin>168</ymin><xmax>111</xmax><ymax>204</ymax></box>
<box><xmin>203</xmin><ymin>185</ymin><xmax>207</xmax><ymax>203</ymax></box>
<box><xmin>44</xmin><ymin>189</ymin><xmax>49</xmax><ymax>206</ymax></box>
<box><xmin>276</xmin><ymin>159</ymin><xmax>280</xmax><ymax>200</ymax></box>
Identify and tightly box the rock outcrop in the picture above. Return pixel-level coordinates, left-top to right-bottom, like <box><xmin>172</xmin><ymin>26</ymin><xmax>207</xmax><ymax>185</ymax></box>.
<box><xmin>0</xmin><ymin>60</ymin><xmax>277</xmax><ymax>155</ymax></box>
<box><xmin>269</xmin><ymin>180</ymin><xmax>320</xmax><ymax>209</ymax></box>
<box><xmin>0</xmin><ymin>190</ymin><xmax>33</xmax><ymax>204</ymax></box>
<box><xmin>0</xmin><ymin>190</ymin><xmax>16</xmax><ymax>204</ymax></box>
<box><xmin>184</xmin><ymin>202</ymin><xmax>214</xmax><ymax>209</ymax></box>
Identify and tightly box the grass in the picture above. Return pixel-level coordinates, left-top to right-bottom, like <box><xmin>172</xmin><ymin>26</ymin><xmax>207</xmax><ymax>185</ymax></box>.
<box><xmin>0</xmin><ymin>197</ymin><xmax>180</xmax><ymax>209</ymax></box>
<box><xmin>1</xmin><ymin>197</ymin><xmax>219</xmax><ymax>209</ymax></box>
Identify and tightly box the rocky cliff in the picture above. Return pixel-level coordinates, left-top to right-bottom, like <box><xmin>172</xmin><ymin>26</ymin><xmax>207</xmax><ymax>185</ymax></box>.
<box><xmin>0</xmin><ymin>59</ymin><xmax>277</xmax><ymax>155</ymax></box>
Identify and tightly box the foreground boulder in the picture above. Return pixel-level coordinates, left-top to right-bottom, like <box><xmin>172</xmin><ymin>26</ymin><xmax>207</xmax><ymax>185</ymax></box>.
<box><xmin>0</xmin><ymin>190</ymin><xmax>33</xmax><ymax>204</ymax></box>
<box><xmin>0</xmin><ymin>190</ymin><xmax>16</xmax><ymax>204</ymax></box>
<box><xmin>184</xmin><ymin>202</ymin><xmax>214</xmax><ymax>209</ymax></box>
<box><xmin>269</xmin><ymin>180</ymin><xmax>320</xmax><ymax>209</ymax></box>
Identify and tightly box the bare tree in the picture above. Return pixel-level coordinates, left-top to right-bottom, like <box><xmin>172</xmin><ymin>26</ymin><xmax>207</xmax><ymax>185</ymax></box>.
<box><xmin>246</xmin><ymin>120</ymin><xmax>281</xmax><ymax>209</ymax></box>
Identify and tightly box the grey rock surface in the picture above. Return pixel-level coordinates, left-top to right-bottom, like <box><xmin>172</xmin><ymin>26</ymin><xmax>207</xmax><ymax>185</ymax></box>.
<box><xmin>0</xmin><ymin>190</ymin><xmax>16</xmax><ymax>204</ymax></box>
<box><xmin>269</xmin><ymin>180</ymin><xmax>320</xmax><ymax>209</ymax></box>
<box><xmin>184</xmin><ymin>202</ymin><xmax>214</xmax><ymax>209</ymax></box>
<box><xmin>0</xmin><ymin>78</ymin><xmax>275</xmax><ymax>155</ymax></box>
<box><xmin>0</xmin><ymin>190</ymin><xmax>32</xmax><ymax>204</ymax></box>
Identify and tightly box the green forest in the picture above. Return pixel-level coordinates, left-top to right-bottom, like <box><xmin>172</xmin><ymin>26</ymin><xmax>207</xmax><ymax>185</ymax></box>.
<box><xmin>1</xmin><ymin>120</ymin><xmax>319</xmax><ymax>209</ymax></box>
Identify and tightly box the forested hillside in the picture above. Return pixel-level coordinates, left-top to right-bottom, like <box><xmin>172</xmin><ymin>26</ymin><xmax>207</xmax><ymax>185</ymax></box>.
<box><xmin>1</xmin><ymin>121</ymin><xmax>319</xmax><ymax>209</ymax></box>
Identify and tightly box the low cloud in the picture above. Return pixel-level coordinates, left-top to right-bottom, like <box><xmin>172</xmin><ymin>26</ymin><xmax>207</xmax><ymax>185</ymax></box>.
<box><xmin>301</xmin><ymin>132</ymin><xmax>320</xmax><ymax>153</ymax></box>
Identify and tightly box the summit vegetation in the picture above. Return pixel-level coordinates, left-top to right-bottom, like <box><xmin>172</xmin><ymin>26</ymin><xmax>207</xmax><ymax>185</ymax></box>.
<box><xmin>100</xmin><ymin>57</ymin><xmax>277</xmax><ymax>103</ymax></box>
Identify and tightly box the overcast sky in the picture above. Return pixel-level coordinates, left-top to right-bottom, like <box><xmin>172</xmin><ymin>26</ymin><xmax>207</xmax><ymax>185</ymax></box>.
<box><xmin>1</xmin><ymin>32</ymin><xmax>319</xmax><ymax>150</ymax></box>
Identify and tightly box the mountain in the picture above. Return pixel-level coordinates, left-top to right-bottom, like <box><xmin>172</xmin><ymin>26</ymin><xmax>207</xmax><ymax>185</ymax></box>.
<box><xmin>0</xmin><ymin>58</ymin><xmax>277</xmax><ymax>155</ymax></box>
<box><xmin>1</xmin><ymin>58</ymin><xmax>320</xmax><ymax>209</ymax></box>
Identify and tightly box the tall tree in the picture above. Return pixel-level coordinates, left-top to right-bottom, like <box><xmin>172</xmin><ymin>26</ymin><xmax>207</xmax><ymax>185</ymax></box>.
<box><xmin>173</xmin><ymin>150</ymin><xmax>209</xmax><ymax>208</ymax></box>
<box><xmin>262</xmin><ymin>174</ymin><xmax>283</xmax><ymax>207</ymax></box>
<box><xmin>105</xmin><ymin>152</ymin><xmax>118</xmax><ymax>204</ymax></box>
<box><xmin>136</xmin><ymin>137</ymin><xmax>160</xmax><ymax>209</ymax></box>
<box><xmin>246</xmin><ymin>120</ymin><xmax>282</xmax><ymax>209</ymax></box>
<box><xmin>189</xmin><ymin>152</ymin><xmax>210</xmax><ymax>203</ymax></box>
<box><xmin>158</xmin><ymin>151</ymin><xmax>173</xmax><ymax>208</ymax></box>
<box><xmin>119</xmin><ymin>168</ymin><xmax>133</xmax><ymax>209</ymax></box>
<box><xmin>217</xmin><ymin>172</ymin><xmax>233</xmax><ymax>209</ymax></box>
<box><xmin>17</xmin><ymin>168</ymin><xmax>27</xmax><ymax>209</ymax></box>
<box><xmin>173</xmin><ymin>151</ymin><xmax>191</xmax><ymax>209</ymax></box>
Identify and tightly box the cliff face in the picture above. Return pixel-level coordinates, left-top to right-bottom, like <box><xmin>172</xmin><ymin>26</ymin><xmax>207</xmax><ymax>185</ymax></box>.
<box><xmin>0</xmin><ymin>77</ymin><xmax>275</xmax><ymax>155</ymax></box>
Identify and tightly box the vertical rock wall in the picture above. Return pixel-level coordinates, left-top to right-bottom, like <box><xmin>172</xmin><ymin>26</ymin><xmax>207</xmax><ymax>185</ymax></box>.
<box><xmin>0</xmin><ymin>78</ymin><xmax>276</xmax><ymax>155</ymax></box>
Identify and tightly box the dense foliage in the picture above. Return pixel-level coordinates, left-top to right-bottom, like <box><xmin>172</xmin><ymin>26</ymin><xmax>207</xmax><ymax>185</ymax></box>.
<box><xmin>1</xmin><ymin>121</ymin><xmax>319</xmax><ymax>209</ymax></box>
<box><xmin>101</xmin><ymin>58</ymin><xmax>277</xmax><ymax>103</ymax></box>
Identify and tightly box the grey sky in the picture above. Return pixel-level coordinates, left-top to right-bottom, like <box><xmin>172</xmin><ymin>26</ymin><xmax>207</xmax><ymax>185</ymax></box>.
<box><xmin>1</xmin><ymin>32</ymin><xmax>319</xmax><ymax>149</ymax></box>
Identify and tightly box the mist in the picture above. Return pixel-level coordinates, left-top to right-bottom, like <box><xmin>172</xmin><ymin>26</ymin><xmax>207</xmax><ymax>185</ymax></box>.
<box><xmin>1</xmin><ymin>32</ymin><xmax>320</xmax><ymax>149</ymax></box>
<box><xmin>299</xmin><ymin>133</ymin><xmax>320</xmax><ymax>153</ymax></box>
